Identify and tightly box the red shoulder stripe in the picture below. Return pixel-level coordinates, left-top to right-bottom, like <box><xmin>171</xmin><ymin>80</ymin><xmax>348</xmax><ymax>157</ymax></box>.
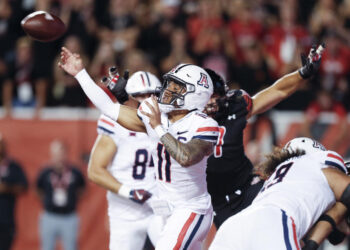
<box><xmin>196</xmin><ymin>127</ymin><xmax>220</xmax><ymax>132</ymax></box>
<box><xmin>327</xmin><ymin>153</ymin><xmax>344</xmax><ymax>164</ymax></box>
<box><xmin>100</xmin><ymin>118</ymin><xmax>115</xmax><ymax>127</ymax></box>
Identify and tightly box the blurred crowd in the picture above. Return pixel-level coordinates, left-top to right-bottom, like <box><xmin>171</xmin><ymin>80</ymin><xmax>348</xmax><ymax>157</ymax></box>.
<box><xmin>1</xmin><ymin>0</ymin><xmax>350</xmax><ymax>118</ymax></box>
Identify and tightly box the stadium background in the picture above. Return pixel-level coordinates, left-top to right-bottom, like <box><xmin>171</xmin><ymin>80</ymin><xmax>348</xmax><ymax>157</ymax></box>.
<box><xmin>1</xmin><ymin>0</ymin><xmax>350</xmax><ymax>249</ymax></box>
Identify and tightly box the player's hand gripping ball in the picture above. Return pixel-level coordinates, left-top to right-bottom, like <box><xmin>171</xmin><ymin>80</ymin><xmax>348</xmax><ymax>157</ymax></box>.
<box><xmin>21</xmin><ymin>11</ymin><xmax>66</xmax><ymax>42</ymax></box>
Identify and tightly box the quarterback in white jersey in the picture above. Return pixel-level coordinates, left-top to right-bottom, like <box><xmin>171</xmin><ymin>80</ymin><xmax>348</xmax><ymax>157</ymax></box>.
<box><xmin>210</xmin><ymin>137</ymin><xmax>349</xmax><ymax>250</ymax></box>
<box><xmin>88</xmin><ymin>71</ymin><xmax>161</xmax><ymax>250</ymax></box>
<box><xmin>58</xmin><ymin>49</ymin><xmax>219</xmax><ymax>250</ymax></box>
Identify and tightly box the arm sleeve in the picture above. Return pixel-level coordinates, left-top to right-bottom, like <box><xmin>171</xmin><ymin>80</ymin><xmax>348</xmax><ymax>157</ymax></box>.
<box><xmin>75</xmin><ymin>69</ymin><xmax>120</xmax><ymax>120</ymax></box>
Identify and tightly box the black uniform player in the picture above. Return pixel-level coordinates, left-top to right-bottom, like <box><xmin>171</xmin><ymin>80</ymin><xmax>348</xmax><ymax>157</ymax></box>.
<box><xmin>204</xmin><ymin>43</ymin><xmax>325</xmax><ymax>228</ymax></box>
<box><xmin>204</xmin><ymin>72</ymin><xmax>264</xmax><ymax>228</ymax></box>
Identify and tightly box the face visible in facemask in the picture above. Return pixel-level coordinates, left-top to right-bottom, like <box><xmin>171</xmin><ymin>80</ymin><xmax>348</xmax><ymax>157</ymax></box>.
<box><xmin>159</xmin><ymin>81</ymin><xmax>187</xmax><ymax>106</ymax></box>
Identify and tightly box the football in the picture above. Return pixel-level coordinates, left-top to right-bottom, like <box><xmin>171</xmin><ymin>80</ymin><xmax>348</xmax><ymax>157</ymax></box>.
<box><xmin>21</xmin><ymin>11</ymin><xmax>66</xmax><ymax>42</ymax></box>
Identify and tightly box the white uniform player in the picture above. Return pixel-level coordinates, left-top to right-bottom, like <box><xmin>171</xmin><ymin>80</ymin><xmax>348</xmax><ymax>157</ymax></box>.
<box><xmin>89</xmin><ymin>71</ymin><xmax>162</xmax><ymax>250</ymax></box>
<box><xmin>97</xmin><ymin>114</ymin><xmax>156</xmax><ymax>249</ymax></box>
<box><xmin>136</xmin><ymin>65</ymin><xmax>220</xmax><ymax>249</ymax></box>
<box><xmin>210</xmin><ymin>137</ymin><xmax>348</xmax><ymax>250</ymax></box>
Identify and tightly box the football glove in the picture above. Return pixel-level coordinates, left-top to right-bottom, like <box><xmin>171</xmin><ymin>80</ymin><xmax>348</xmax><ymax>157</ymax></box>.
<box><xmin>101</xmin><ymin>66</ymin><xmax>130</xmax><ymax>104</ymax></box>
<box><xmin>118</xmin><ymin>185</ymin><xmax>152</xmax><ymax>204</ymax></box>
<box><xmin>226</xmin><ymin>89</ymin><xmax>252</xmax><ymax>117</ymax></box>
<box><xmin>298</xmin><ymin>43</ymin><xmax>325</xmax><ymax>79</ymax></box>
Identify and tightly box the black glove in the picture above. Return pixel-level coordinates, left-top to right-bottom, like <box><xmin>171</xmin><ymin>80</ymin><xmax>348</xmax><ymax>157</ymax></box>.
<box><xmin>225</xmin><ymin>89</ymin><xmax>252</xmax><ymax>118</ymax></box>
<box><xmin>101</xmin><ymin>66</ymin><xmax>130</xmax><ymax>104</ymax></box>
<box><xmin>129</xmin><ymin>189</ymin><xmax>152</xmax><ymax>204</ymax></box>
<box><xmin>215</xmin><ymin>89</ymin><xmax>249</xmax><ymax>121</ymax></box>
<box><xmin>298</xmin><ymin>43</ymin><xmax>325</xmax><ymax>79</ymax></box>
<box><xmin>302</xmin><ymin>239</ymin><xmax>319</xmax><ymax>250</ymax></box>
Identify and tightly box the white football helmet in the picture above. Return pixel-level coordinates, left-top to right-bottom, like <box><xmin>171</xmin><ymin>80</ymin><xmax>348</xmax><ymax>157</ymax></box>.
<box><xmin>126</xmin><ymin>71</ymin><xmax>161</xmax><ymax>96</ymax></box>
<box><xmin>284</xmin><ymin>137</ymin><xmax>326</xmax><ymax>154</ymax></box>
<box><xmin>158</xmin><ymin>64</ymin><xmax>213</xmax><ymax>113</ymax></box>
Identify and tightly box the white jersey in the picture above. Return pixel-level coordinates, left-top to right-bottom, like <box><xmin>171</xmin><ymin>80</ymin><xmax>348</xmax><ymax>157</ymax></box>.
<box><xmin>253</xmin><ymin>150</ymin><xmax>347</xmax><ymax>238</ymax></box>
<box><xmin>97</xmin><ymin>114</ymin><xmax>156</xmax><ymax>220</ymax></box>
<box><xmin>137</xmin><ymin>97</ymin><xmax>219</xmax><ymax>214</ymax></box>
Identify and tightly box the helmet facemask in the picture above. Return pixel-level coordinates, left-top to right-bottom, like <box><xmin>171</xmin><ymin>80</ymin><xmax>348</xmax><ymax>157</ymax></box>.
<box><xmin>157</xmin><ymin>75</ymin><xmax>195</xmax><ymax>113</ymax></box>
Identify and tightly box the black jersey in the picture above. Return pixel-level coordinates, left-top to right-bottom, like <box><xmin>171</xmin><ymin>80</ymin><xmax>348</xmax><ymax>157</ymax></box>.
<box><xmin>206</xmin><ymin>90</ymin><xmax>254</xmax><ymax>197</ymax></box>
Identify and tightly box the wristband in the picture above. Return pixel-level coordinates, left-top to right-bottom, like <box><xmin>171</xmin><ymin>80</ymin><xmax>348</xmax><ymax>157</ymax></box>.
<box><xmin>302</xmin><ymin>239</ymin><xmax>319</xmax><ymax>250</ymax></box>
<box><xmin>154</xmin><ymin>125</ymin><xmax>167</xmax><ymax>138</ymax></box>
<box><xmin>118</xmin><ymin>185</ymin><xmax>131</xmax><ymax>198</ymax></box>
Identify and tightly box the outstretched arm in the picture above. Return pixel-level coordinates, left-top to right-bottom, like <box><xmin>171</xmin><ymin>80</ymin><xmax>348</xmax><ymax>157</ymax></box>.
<box><xmin>58</xmin><ymin>47</ymin><xmax>146</xmax><ymax>132</ymax></box>
<box><xmin>249</xmin><ymin>71</ymin><xmax>304</xmax><ymax>118</ymax></box>
<box><xmin>248</xmin><ymin>44</ymin><xmax>325</xmax><ymax>119</ymax></box>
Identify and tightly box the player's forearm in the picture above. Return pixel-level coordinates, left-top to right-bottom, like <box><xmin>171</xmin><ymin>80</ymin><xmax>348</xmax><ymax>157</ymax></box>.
<box><xmin>273</xmin><ymin>71</ymin><xmax>304</xmax><ymax>96</ymax></box>
<box><xmin>307</xmin><ymin>221</ymin><xmax>333</xmax><ymax>246</ymax></box>
<box><xmin>307</xmin><ymin>202</ymin><xmax>347</xmax><ymax>245</ymax></box>
<box><xmin>75</xmin><ymin>69</ymin><xmax>121</xmax><ymax>120</ymax></box>
<box><xmin>87</xmin><ymin>166</ymin><xmax>122</xmax><ymax>193</ymax></box>
<box><xmin>74</xmin><ymin>69</ymin><xmax>146</xmax><ymax>132</ymax></box>
<box><xmin>160</xmin><ymin>135</ymin><xmax>213</xmax><ymax>167</ymax></box>
<box><xmin>251</xmin><ymin>71</ymin><xmax>304</xmax><ymax>116</ymax></box>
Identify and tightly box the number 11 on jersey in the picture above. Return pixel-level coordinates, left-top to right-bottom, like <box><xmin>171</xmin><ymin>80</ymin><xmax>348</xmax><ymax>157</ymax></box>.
<box><xmin>157</xmin><ymin>143</ymin><xmax>171</xmax><ymax>183</ymax></box>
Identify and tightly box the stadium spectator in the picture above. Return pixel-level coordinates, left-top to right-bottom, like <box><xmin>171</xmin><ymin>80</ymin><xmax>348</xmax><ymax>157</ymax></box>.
<box><xmin>160</xmin><ymin>27</ymin><xmax>195</xmax><ymax>74</ymax></box>
<box><xmin>227</xmin><ymin>0</ymin><xmax>263</xmax><ymax>64</ymax></box>
<box><xmin>36</xmin><ymin>139</ymin><xmax>85</xmax><ymax>250</ymax></box>
<box><xmin>0</xmin><ymin>132</ymin><xmax>28</xmax><ymax>250</ymax></box>
<box><xmin>52</xmin><ymin>35</ymin><xmax>89</xmax><ymax>107</ymax></box>
<box><xmin>5</xmin><ymin>36</ymin><xmax>48</xmax><ymax>117</ymax></box>
<box><xmin>300</xmin><ymin>89</ymin><xmax>348</xmax><ymax>152</ymax></box>
<box><xmin>0</xmin><ymin>0</ymin><xmax>25</xmax><ymax>116</ymax></box>
<box><xmin>187</xmin><ymin>0</ymin><xmax>225</xmax><ymax>56</ymax></box>
<box><xmin>309</xmin><ymin>0</ymin><xmax>338</xmax><ymax>39</ymax></box>
<box><xmin>264</xmin><ymin>0</ymin><xmax>311</xmax><ymax>78</ymax></box>
<box><xmin>232</xmin><ymin>42</ymin><xmax>276</xmax><ymax>144</ymax></box>
<box><xmin>199</xmin><ymin>28</ymin><xmax>233</xmax><ymax>82</ymax></box>
<box><xmin>318</xmin><ymin>31</ymin><xmax>350</xmax><ymax>106</ymax></box>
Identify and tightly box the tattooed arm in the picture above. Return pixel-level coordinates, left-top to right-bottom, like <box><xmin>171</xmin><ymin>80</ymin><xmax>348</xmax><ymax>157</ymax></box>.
<box><xmin>160</xmin><ymin>135</ymin><xmax>214</xmax><ymax>167</ymax></box>
<box><xmin>139</xmin><ymin>96</ymin><xmax>214</xmax><ymax>166</ymax></box>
